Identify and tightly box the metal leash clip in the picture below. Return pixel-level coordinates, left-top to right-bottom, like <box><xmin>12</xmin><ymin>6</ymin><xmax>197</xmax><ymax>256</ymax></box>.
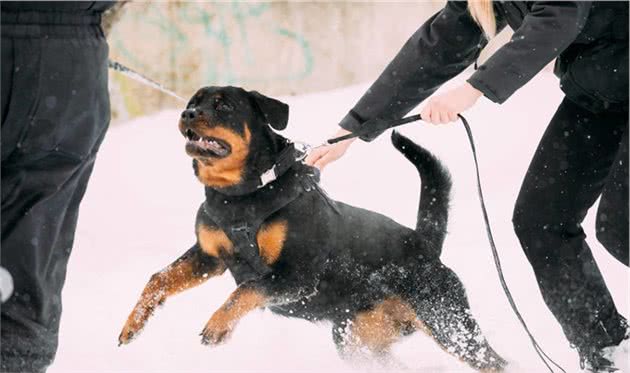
<box><xmin>293</xmin><ymin>141</ymin><xmax>313</xmax><ymax>162</ymax></box>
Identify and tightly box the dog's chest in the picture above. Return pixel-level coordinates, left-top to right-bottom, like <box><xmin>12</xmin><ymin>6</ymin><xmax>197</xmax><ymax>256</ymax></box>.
<box><xmin>201</xmin><ymin>166</ymin><xmax>324</xmax><ymax>285</ymax></box>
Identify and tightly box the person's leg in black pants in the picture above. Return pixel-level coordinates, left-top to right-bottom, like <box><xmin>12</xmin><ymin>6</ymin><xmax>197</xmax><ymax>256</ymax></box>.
<box><xmin>512</xmin><ymin>97</ymin><xmax>628</xmax><ymax>363</ymax></box>
<box><xmin>595</xmin><ymin>126</ymin><xmax>629</xmax><ymax>266</ymax></box>
<box><xmin>1</xmin><ymin>18</ymin><xmax>110</xmax><ymax>373</ymax></box>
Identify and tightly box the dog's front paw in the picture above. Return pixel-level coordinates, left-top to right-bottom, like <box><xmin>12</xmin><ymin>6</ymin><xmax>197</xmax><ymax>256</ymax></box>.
<box><xmin>119</xmin><ymin>320</ymin><xmax>141</xmax><ymax>346</ymax></box>
<box><xmin>200</xmin><ymin>313</ymin><xmax>235</xmax><ymax>346</ymax></box>
<box><xmin>118</xmin><ymin>307</ymin><xmax>152</xmax><ymax>346</ymax></box>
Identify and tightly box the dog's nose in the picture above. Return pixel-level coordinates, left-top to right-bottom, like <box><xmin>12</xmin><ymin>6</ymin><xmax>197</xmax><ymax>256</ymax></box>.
<box><xmin>181</xmin><ymin>108</ymin><xmax>199</xmax><ymax>121</ymax></box>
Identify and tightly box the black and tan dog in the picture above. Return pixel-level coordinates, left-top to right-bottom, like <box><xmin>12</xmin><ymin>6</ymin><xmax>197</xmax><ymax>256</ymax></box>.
<box><xmin>118</xmin><ymin>86</ymin><xmax>507</xmax><ymax>371</ymax></box>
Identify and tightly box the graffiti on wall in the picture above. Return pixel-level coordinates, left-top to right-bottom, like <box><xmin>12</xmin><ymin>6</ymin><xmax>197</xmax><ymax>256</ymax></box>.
<box><xmin>106</xmin><ymin>1</ymin><xmax>442</xmax><ymax>121</ymax></box>
<box><xmin>110</xmin><ymin>2</ymin><xmax>313</xmax><ymax>93</ymax></box>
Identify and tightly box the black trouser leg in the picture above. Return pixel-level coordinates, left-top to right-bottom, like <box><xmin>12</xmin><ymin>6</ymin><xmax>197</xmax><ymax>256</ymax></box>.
<box><xmin>1</xmin><ymin>156</ymin><xmax>101</xmax><ymax>373</ymax></box>
<box><xmin>595</xmin><ymin>125</ymin><xmax>629</xmax><ymax>265</ymax></box>
<box><xmin>1</xmin><ymin>21</ymin><xmax>110</xmax><ymax>373</ymax></box>
<box><xmin>512</xmin><ymin>97</ymin><xmax>628</xmax><ymax>351</ymax></box>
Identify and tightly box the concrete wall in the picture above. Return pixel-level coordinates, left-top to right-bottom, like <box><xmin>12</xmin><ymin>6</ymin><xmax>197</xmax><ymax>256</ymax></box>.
<box><xmin>107</xmin><ymin>1</ymin><xmax>441</xmax><ymax>120</ymax></box>
<box><xmin>106</xmin><ymin>1</ymin><xmax>514</xmax><ymax>121</ymax></box>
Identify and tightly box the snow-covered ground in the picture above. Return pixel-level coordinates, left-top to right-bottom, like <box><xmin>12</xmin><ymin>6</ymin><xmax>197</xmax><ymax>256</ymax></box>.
<box><xmin>50</xmin><ymin>72</ymin><xmax>628</xmax><ymax>373</ymax></box>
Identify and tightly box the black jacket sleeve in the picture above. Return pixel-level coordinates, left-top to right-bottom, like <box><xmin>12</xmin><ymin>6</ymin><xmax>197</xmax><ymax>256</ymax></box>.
<box><xmin>468</xmin><ymin>1</ymin><xmax>591</xmax><ymax>103</ymax></box>
<box><xmin>339</xmin><ymin>1</ymin><xmax>495</xmax><ymax>141</ymax></box>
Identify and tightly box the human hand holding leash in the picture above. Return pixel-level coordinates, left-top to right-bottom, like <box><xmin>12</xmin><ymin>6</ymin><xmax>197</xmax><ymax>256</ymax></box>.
<box><xmin>305</xmin><ymin>128</ymin><xmax>356</xmax><ymax>170</ymax></box>
<box><xmin>307</xmin><ymin>82</ymin><xmax>482</xmax><ymax>171</ymax></box>
<box><xmin>421</xmin><ymin>82</ymin><xmax>482</xmax><ymax>124</ymax></box>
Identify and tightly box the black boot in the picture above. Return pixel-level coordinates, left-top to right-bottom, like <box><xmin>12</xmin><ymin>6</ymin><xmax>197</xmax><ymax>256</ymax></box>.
<box><xmin>578</xmin><ymin>320</ymin><xmax>629</xmax><ymax>373</ymax></box>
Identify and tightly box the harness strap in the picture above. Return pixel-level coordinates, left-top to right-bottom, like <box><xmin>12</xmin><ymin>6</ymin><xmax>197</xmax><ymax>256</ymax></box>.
<box><xmin>228</xmin><ymin>222</ymin><xmax>271</xmax><ymax>278</ymax></box>
<box><xmin>204</xmin><ymin>164</ymin><xmax>319</xmax><ymax>285</ymax></box>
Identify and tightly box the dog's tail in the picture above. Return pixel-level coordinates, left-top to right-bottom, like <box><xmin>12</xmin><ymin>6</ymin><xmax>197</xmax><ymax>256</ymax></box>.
<box><xmin>391</xmin><ymin>131</ymin><xmax>452</xmax><ymax>257</ymax></box>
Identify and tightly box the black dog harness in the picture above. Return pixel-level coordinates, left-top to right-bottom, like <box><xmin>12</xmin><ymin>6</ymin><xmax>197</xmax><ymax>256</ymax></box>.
<box><xmin>203</xmin><ymin>149</ymin><xmax>325</xmax><ymax>285</ymax></box>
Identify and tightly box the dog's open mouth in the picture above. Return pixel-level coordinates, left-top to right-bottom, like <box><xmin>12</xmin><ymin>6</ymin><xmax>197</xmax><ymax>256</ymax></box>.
<box><xmin>184</xmin><ymin>128</ymin><xmax>232</xmax><ymax>158</ymax></box>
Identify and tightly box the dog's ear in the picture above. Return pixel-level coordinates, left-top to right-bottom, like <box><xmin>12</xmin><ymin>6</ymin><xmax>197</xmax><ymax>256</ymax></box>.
<box><xmin>250</xmin><ymin>90</ymin><xmax>289</xmax><ymax>130</ymax></box>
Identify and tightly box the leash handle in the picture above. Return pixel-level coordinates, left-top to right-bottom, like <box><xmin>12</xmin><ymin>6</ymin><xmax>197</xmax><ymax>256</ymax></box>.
<box><xmin>327</xmin><ymin>114</ymin><xmax>423</xmax><ymax>144</ymax></box>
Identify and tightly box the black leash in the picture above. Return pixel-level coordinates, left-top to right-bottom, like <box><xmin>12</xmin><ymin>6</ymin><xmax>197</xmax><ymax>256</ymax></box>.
<box><xmin>327</xmin><ymin>114</ymin><xmax>566</xmax><ymax>373</ymax></box>
<box><xmin>327</xmin><ymin>114</ymin><xmax>423</xmax><ymax>144</ymax></box>
<box><xmin>458</xmin><ymin>114</ymin><xmax>565</xmax><ymax>373</ymax></box>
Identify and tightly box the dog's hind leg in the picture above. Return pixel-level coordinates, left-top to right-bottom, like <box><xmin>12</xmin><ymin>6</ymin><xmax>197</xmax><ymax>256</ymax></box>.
<box><xmin>331</xmin><ymin>298</ymin><xmax>420</xmax><ymax>366</ymax></box>
<box><xmin>406</xmin><ymin>263</ymin><xmax>507</xmax><ymax>372</ymax></box>
<box><xmin>332</xmin><ymin>322</ymin><xmax>404</xmax><ymax>369</ymax></box>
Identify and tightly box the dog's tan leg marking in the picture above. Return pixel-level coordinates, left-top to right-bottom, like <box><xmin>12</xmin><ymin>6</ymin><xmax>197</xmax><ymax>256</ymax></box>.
<box><xmin>118</xmin><ymin>250</ymin><xmax>226</xmax><ymax>346</ymax></box>
<box><xmin>200</xmin><ymin>286</ymin><xmax>267</xmax><ymax>346</ymax></box>
<box><xmin>257</xmin><ymin>220</ymin><xmax>288</xmax><ymax>265</ymax></box>
<box><xmin>198</xmin><ymin>225</ymin><xmax>233</xmax><ymax>257</ymax></box>
<box><xmin>194</xmin><ymin>124</ymin><xmax>251</xmax><ymax>187</ymax></box>
<box><xmin>345</xmin><ymin>297</ymin><xmax>423</xmax><ymax>356</ymax></box>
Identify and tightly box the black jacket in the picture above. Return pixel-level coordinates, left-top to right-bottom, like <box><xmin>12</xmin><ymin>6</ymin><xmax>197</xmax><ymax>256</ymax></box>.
<box><xmin>341</xmin><ymin>1</ymin><xmax>629</xmax><ymax>141</ymax></box>
<box><xmin>0</xmin><ymin>1</ymin><xmax>114</xmax><ymax>13</ymax></box>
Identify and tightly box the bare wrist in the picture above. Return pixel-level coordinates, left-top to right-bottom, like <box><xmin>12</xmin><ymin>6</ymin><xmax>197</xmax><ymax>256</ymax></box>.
<box><xmin>464</xmin><ymin>82</ymin><xmax>483</xmax><ymax>99</ymax></box>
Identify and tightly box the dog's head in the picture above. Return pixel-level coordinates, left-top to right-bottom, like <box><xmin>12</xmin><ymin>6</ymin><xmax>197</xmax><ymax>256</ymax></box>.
<box><xmin>179</xmin><ymin>86</ymin><xmax>290</xmax><ymax>192</ymax></box>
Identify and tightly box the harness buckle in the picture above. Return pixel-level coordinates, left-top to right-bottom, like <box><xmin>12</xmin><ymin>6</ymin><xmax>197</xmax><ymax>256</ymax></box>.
<box><xmin>231</xmin><ymin>223</ymin><xmax>254</xmax><ymax>253</ymax></box>
<box><xmin>231</xmin><ymin>223</ymin><xmax>251</xmax><ymax>234</ymax></box>
<box><xmin>259</xmin><ymin>165</ymin><xmax>277</xmax><ymax>187</ymax></box>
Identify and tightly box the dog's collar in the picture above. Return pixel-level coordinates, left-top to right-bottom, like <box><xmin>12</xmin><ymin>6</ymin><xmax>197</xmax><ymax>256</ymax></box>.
<box><xmin>214</xmin><ymin>142</ymin><xmax>308</xmax><ymax>196</ymax></box>
<box><xmin>258</xmin><ymin>142</ymin><xmax>308</xmax><ymax>188</ymax></box>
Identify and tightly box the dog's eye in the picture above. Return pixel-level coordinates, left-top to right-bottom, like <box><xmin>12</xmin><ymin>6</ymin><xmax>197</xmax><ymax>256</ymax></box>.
<box><xmin>217</xmin><ymin>102</ymin><xmax>233</xmax><ymax>112</ymax></box>
<box><xmin>213</xmin><ymin>97</ymin><xmax>233</xmax><ymax>112</ymax></box>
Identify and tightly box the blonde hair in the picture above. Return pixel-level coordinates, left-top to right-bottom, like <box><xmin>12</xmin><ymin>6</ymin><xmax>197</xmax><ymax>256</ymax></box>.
<box><xmin>467</xmin><ymin>0</ymin><xmax>496</xmax><ymax>38</ymax></box>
